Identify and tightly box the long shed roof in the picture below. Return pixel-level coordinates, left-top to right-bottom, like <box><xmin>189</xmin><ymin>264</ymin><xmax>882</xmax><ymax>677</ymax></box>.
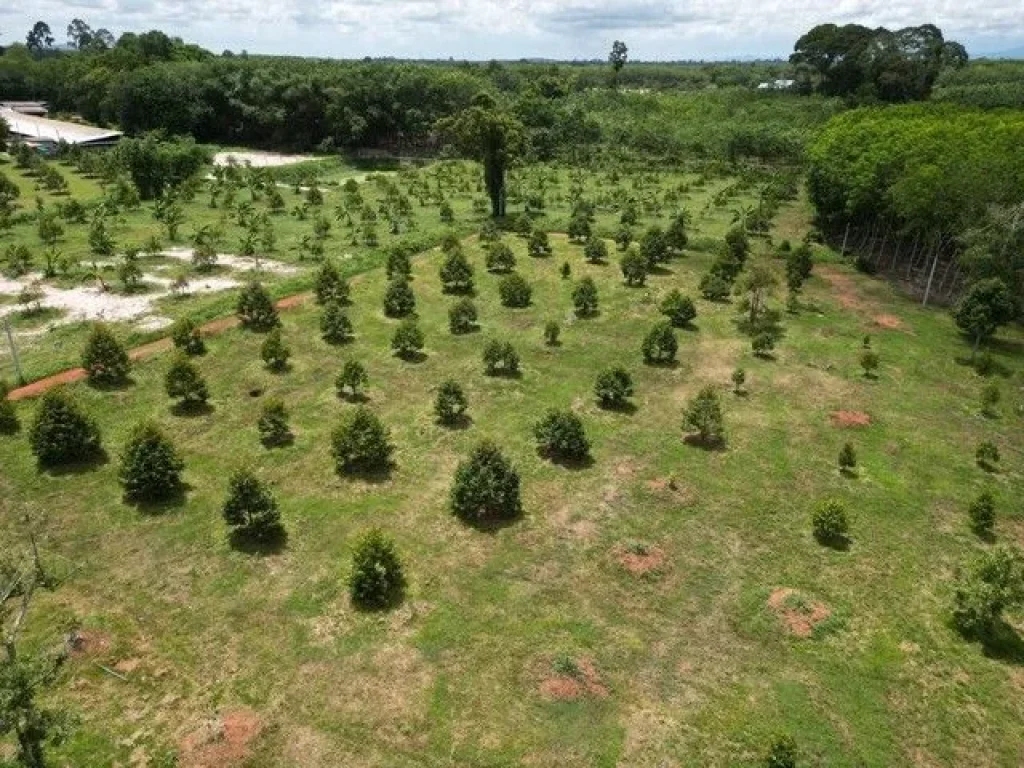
<box><xmin>0</xmin><ymin>107</ymin><xmax>122</xmax><ymax>146</ymax></box>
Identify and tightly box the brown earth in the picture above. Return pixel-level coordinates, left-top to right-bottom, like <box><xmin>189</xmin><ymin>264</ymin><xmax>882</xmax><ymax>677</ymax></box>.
<box><xmin>538</xmin><ymin>657</ymin><xmax>609</xmax><ymax>701</ymax></box>
<box><xmin>179</xmin><ymin>709</ymin><xmax>262</xmax><ymax>768</ymax></box>
<box><xmin>615</xmin><ymin>545</ymin><xmax>666</xmax><ymax>577</ymax></box>
<box><xmin>830</xmin><ymin>410</ymin><xmax>872</xmax><ymax>427</ymax></box>
<box><xmin>767</xmin><ymin>588</ymin><xmax>831</xmax><ymax>638</ymax></box>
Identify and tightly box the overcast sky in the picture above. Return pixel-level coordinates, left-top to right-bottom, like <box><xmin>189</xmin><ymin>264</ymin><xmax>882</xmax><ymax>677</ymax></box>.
<box><xmin>1</xmin><ymin>1</ymin><xmax>1022</xmax><ymax>60</ymax></box>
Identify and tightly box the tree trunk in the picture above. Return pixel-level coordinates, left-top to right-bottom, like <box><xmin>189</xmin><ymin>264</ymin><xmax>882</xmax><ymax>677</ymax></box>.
<box><xmin>840</xmin><ymin>222</ymin><xmax>850</xmax><ymax>255</ymax></box>
<box><xmin>922</xmin><ymin>238</ymin><xmax>942</xmax><ymax>307</ymax></box>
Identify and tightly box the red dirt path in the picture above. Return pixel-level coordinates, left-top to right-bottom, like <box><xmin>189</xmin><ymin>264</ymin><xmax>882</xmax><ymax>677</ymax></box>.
<box><xmin>6</xmin><ymin>292</ymin><xmax>312</xmax><ymax>402</ymax></box>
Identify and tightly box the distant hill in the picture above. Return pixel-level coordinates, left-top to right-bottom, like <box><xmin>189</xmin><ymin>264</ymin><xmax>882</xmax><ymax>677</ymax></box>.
<box><xmin>978</xmin><ymin>45</ymin><xmax>1024</xmax><ymax>60</ymax></box>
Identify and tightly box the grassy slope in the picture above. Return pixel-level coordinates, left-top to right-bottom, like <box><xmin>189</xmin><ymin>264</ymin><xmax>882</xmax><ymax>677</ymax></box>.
<box><xmin>1</xmin><ymin>226</ymin><xmax>1022</xmax><ymax>765</ymax></box>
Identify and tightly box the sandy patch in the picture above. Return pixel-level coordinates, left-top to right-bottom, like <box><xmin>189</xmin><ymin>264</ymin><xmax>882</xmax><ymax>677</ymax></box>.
<box><xmin>830</xmin><ymin>410</ymin><xmax>871</xmax><ymax>427</ymax></box>
<box><xmin>213</xmin><ymin>151</ymin><xmax>314</xmax><ymax>168</ymax></box>
<box><xmin>767</xmin><ymin>588</ymin><xmax>831</xmax><ymax>638</ymax></box>
<box><xmin>538</xmin><ymin>657</ymin><xmax>608</xmax><ymax>701</ymax></box>
<box><xmin>160</xmin><ymin>248</ymin><xmax>298</xmax><ymax>275</ymax></box>
<box><xmin>179</xmin><ymin>709</ymin><xmax>262</xmax><ymax>768</ymax></box>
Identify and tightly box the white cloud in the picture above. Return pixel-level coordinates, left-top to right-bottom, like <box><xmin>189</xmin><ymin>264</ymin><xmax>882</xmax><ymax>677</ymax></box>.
<box><xmin>1</xmin><ymin>0</ymin><xmax>1021</xmax><ymax>58</ymax></box>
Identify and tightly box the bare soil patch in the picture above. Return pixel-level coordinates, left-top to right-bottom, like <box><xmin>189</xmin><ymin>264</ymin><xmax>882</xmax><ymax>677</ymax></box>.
<box><xmin>819</xmin><ymin>266</ymin><xmax>907</xmax><ymax>331</ymax></box>
<box><xmin>614</xmin><ymin>544</ymin><xmax>665</xmax><ymax>577</ymax></box>
<box><xmin>179</xmin><ymin>709</ymin><xmax>262</xmax><ymax>768</ymax></box>
<box><xmin>830</xmin><ymin>410</ymin><xmax>871</xmax><ymax>427</ymax></box>
<box><xmin>68</xmin><ymin>628</ymin><xmax>112</xmax><ymax>657</ymax></box>
<box><xmin>538</xmin><ymin>657</ymin><xmax>608</xmax><ymax>701</ymax></box>
<box><xmin>767</xmin><ymin>588</ymin><xmax>831</xmax><ymax>638</ymax></box>
<box><xmin>213</xmin><ymin>150</ymin><xmax>314</xmax><ymax>168</ymax></box>
<box><xmin>873</xmin><ymin>314</ymin><xmax>905</xmax><ymax>330</ymax></box>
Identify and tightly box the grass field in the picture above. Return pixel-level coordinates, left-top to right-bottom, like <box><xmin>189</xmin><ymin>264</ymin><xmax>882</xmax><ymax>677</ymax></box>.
<box><xmin>1</xmin><ymin>220</ymin><xmax>1022</xmax><ymax>765</ymax></box>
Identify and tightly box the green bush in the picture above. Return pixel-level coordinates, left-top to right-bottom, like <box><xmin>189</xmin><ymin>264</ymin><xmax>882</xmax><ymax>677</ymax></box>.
<box><xmin>349</xmin><ymin>528</ymin><xmax>406</xmax><ymax>610</ymax></box>
<box><xmin>485</xmin><ymin>242</ymin><xmax>516</xmax><ymax>273</ymax></box>
<box><xmin>448</xmin><ymin>297</ymin><xmax>478</xmax><ymax>334</ymax></box>
<box><xmin>952</xmin><ymin>545</ymin><xmax>1024</xmax><ymax>639</ymax></box>
<box><xmin>435</xmin><ymin>380</ymin><xmax>468</xmax><ymax>425</ymax></box>
<box><xmin>838</xmin><ymin>442</ymin><xmax>857</xmax><ymax>474</ymax></box>
<box><xmin>731</xmin><ymin>367</ymin><xmax>746</xmax><ymax>394</ymax></box>
<box><xmin>595</xmin><ymin>367</ymin><xmax>634</xmax><ymax>408</ymax></box>
<box><xmin>699</xmin><ymin>271</ymin><xmax>732</xmax><ymax>301</ymax></box>
<box><xmin>666</xmin><ymin>212</ymin><xmax>689</xmax><ymax>253</ymax></box>
<box><xmin>0</xmin><ymin>380</ymin><xmax>19</xmax><ymax>434</ymax></box>
<box><xmin>383</xmin><ymin>277</ymin><xmax>416</xmax><ymax>318</ymax></box>
<box><xmin>236</xmin><ymin>281</ymin><xmax>279</xmax><ymax>331</ymax></box>
<box><xmin>439</xmin><ymin>249</ymin><xmax>474</xmax><ymax>294</ymax></box>
<box><xmin>752</xmin><ymin>332</ymin><xmax>775</xmax><ymax>357</ymax></box>
<box><xmin>528</xmin><ymin>229</ymin><xmax>552</xmax><ymax>257</ymax></box>
<box><xmin>314</xmin><ymin>259</ymin><xmax>350</xmax><ymax>305</ymax></box>
<box><xmin>165</xmin><ymin>352</ymin><xmax>209</xmax><ymax>404</ymax></box>
<box><xmin>320</xmin><ymin>300</ymin><xmax>353</xmax><ymax>344</ymax></box>
<box><xmin>567</xmin><ymin>214</ymin><xmax>591</xmax><ymax>243</ymax></box>
<box><xmin>386</xmin><ymin>245</ymin><xmax>412</xmax><ymax>280</ymax></box>
<box><xmin>560</xmin><ymin>261</ymin><xmax>571</xmax><ymax>279</ymax></box>
<box><xmin>544</xmin><ymin>321</ymin><xmax>560</xmax><ymax>346</ymax></box>
<box><xmin>584</xmin><ymin>235</ymin><xmax>608</xmax><ymax>264</ymax></box>
<box><xmin>764</xmin><ymin>734</ymin><xmax>798</xmax><ymax>768</ymax></box>
<box><xmin>391</xmin><ymin>318</ymin><xmax>425</xmax><ymax>359</ymax></box>
<box><xmin>222</xmin><ymin>468</ymin><xmax>283</xmax><ymax>542</ymax></box>
<box><xmin>660</xmin><ymin>289</ymin><xmax>696</xmax><ymax>327</ymax></box>
<box><xmin>980</xmin><ymin>382</ymin><xmax>1000</xmax><ymax>417</ymax></box>
<box><xmin>572</xmin><ymin>277</ymin><xmax>599</xmax><ymax>317</ymax></box>
<box><xmin>331</xmin><ymin>406</ymin><xmax>394</xmax><ymax>474</ymax></box>
<box><xmin>81</xmin><ymin>323</ymin><xmax>131</xmax><ymax>385</ymax></box>
<box><xmin>336</xmin><ymin>359</ymin><xmax>368</xmax><ymax>399</ymax></box>
<box><xmin>614</xmin><ymin>226</ymin><xmax>633</xmax><ymax>251</ymax></box>
<box><xmin>170</xmin><ymin>317</ymin><xmax>205</xmax><ymax>355</ymax></box>
<box><xmin>118</xmin><ymin>421</ymin><xmax>184</xmax><ymax>502</ymax></box>
<box><xmin>499</xmin><ymin>273</ymin><xmax>532</xmax><ymax>308</ymax></box>
<box><xmin>812</xmin><ymin>499</ymin><xmax>849</xmax><ymax>544</ymax></box>
<box><xmin>534</xmin><ymin>409</ymin><xmax>590</xmax><ymax>462</ymax></box>
<box><xmin>860</xmin><ymin>349</ymin><xmax>880</xmax><ymax>377</ymax></box>
<box><xmin>642</xmin><ymin>321</ymin><xmax>677</xmax><ymax>364</ymax></box>
<box><xmin>639</xmin><ymin>225</ymin><xmax>668</xmax><ymax>268</ymax></box>
<box><xmin>482</xmin><ymin>339</ymin><xmax>519</xmax><ymax>376</ymax></box>
<box><xmin>683</xmin><ymin>386</ymin><xmax>724</xmax><ymax>445</ymax></box>
<box><xmin>620</xmin><ymin>247</ymin><xmax>647</xmax><ymax>286</ymax></box>
<box><xmin>258</xmin><ymin>397</ymin><xmax>292</xmax><ymax>447</ymax></box>
<box><xmin>450</xmin><ymin>441</ymin><xmax>522</xmax><ymax>524</ymax></box>
<box><xmin>29</xmin><ymin>389</ymin><xmax>102</xmax><ymax>467</ymax></box>
<box><xmin>969</xmin><ymin>491</ymin><xmax>996</xmax><ymax>536</ymax></box>
<box><xmin>976</xmin><ymin>440</ymin><xmax>1000</xmax><ymax>470</ymax></box>
<box><xmin>260</xmin><ymin>328</ymin><xmax>291</xmax><ymax>371</ymax></box>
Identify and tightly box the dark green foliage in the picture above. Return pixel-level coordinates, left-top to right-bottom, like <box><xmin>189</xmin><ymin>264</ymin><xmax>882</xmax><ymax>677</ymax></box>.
<box><xmin>486</xmin><ymin>241</ymin><xmax>516</xmax><ymax>273</ymax></box>
<box><xmin>28</xmin><ymin>389</ymin><xmax>102</xmax><ymax>467</ymax></box>
<box><xmin>483</xmin><ymin>339</ymin><xmax>519</xmax><ymax>376</ymax></box>
<box><xmin>812</xmin><ymin>499</ymin><xmax>849</xmax><ymax>545</ymax></box>
<box><xmin>952</xmin><ymin>545</ymin><xmax>1024</xmax><ymax>639</ymax></box>
<box><xmin>479</xmin><ymin>219</ymin><xmax>500</xmax><ymax>243</ymax></box>
<box><xmin>660</xmin><ymin>289</ymin><xmax>696</xmax><ymax>327</ymax></box>
<box><xmin>331</xmin><ymin>407</ymin><xmax>393</xmax><ymax>474</ymax></box>
<box><xmin>439</xmin><ymin>249</ymin><xmax>474</xmax><ymax>294</ymax></box>
<box><xmin>118</xmin><ymin>421</ymin><xmax>184</xmax><ymax>502</ymax></box>
<box><xmin>0</xmin><ymin>380</ymin><xmax>19</xmax><ymax>435</ymax></box>
<box><xmin>584</xmin><ymin>235</ymin><xmax>608</xmax><ymax>264</ymax></box>
<box><xmin>980</xmin><ymin>382</ymin><xmax>1000</xmax><ymax>417</ymax></box>
<box><xmin>448</xmin><ymin>298</ymin><xmax>478</xmax><ymax>334</ymax></box>
<box><xmin>383</xmin><ymin>277</ymin><xmax>416</xmax><ymax>318</ymax></box>
<box><xmin>642</xmin><ymin>321</ymin><xmax>677</xmax><ymax>364</ymax></box>
<box><xmin>544</xmin><ymin>321</ymin><xmax>560</xmax><ymax>346</ymax></box>
<box><xmin>969</xmin><ymin>492</ymin><xmax>996</xmax><ymax>536</ymax></box>
<box><xmin>528</xmin><ymin>229</ymin><xmax>552</xmax><ymax>257</ymax></box>
<box><xmin>614</xmin><ymin>226</ymin><xmax>633</xmax><ymax>252</ymax></box>
<box><xmin>838</xmin><ymin>442</ymin><xmax>857</xmax><ymax>474</ymax></box>
<box><xmin>572</xmin><ymin>277</ymin><xmax>599</xmax><ymax>317</ymax></box>
<box><xmin>594</xmin><ymin>367</ymin><xmax>634</xmax><ymax>408</ymax></box>
<box><xmin>639</xmin><ymin>225</ymin><xmax>668</xmax><ymax>268</ymax></box>
<box><xmin>435</xmin><ymin>380</ymin><xmax>468</xmax><ymax>424</ymax></box>
<box><xmin>763</xmin><ymin>734</ymin><xmax>798</xmax><ymax>768</ymax></box>
<box><xmin>560</xmin><ymin>261</ymin><xmax>571</xmax><ymax>279</ymax></box>
<box><xmin>860</xmin><ymin>349</ymin><xmax>879</xmax><ymax>377</ymax></box>
<box><xmin>699</xmin><ymin>271</ymin><xmax>732</xmax><ymax>301</ymax></box>
<box><xmin>260</xmin><ymin>328</ymin><xmax>291</xmax><ymax>371</ymax></box>
<box><xmin>222</xmin><ymin>468</ymin><xmax>282</xmax><ymax>542</ymax></box>
<box><xmin>498</xmin><ymin>273</ymin><xmax>532</xmax><ymax>308</ymax></box>
<box><xmin>534</xmin><ymin>409</ymin><xmax>590</xmax><ymax>461</ymax></box>
<box><xmin>320</xmin><ymin>300</ymin><xmax>353</xmax><ymax>344</ymax></box>
<box><xmin>976</xmin><ymin>440</ymin><xmax>999</xmax><ymax>470</ymax></box>
<box><xmin>567</xmin><ymin>214</ymin><xmax>591</xmax><ymax>243</ymax></box>
<box><xmin>237</xmin><ymin>281</ymin><xmax>279</xmax><ymax>331</ymax></box>
<box><xmin>450</xmin><ymin>441</ymin><xmax>522</xmax><ymax>524</ymax></box>
<box><xmin>170</xmin><ymin>316</ymin><xmax>205</xmax><ymax>355</ymax></box>
<box><xmin>314</xmin><ymin>259</ymin><xmax>350</xmax><ymax>305</ymax></box>
<box><xmin>620</xmin><ymin>247</ymin><xmax>647</xmax><ymax>286</ymax></box>
<box><xmin>439</xmin><ymin>200</ymin><xmax>454</xmax><ymax>223</ymax></box>
<box><xmin>336</xmin><ymin>359</ymin><xmax>368</xmax><ymax>399</ymax></box>
<box><xmin>81</xmin><ymin>323</ymin><xmax>131</xmax><ymax>385</ymax></box>
<box><xmin>391</xmin><ymin>318</ymin><xmax>424</xmax><ymax>359</ymax></box>
<box><xmin>785</xmin><ymin>244</ymin><xmax>813</xmax><ymax>294</ymax></box>
<box><xmin>666</xmin><ymin>212</ymin><xmax>689</xmax><ymax>252</ymax></box>
<box><xmin>731</xmin><ymin>367</ymin><xmax>746</xmax><ymax>394</ymax></box>
<box><xmin>258</xmin><ymin>398</ymin><xmax>291</xmax><ymax>447</ymax></box>
<box><xmin>953</xmin><ymin>278</ymin><xmax>1015</xmax><ymax>356</ymax></box>
<box><xmin>386</xmin><ymin>245</ymin><xmax>412</xmax><ymax>281</ymax></box>
<box><xmin>683</xmin><ymin>386</ymin><xmax>724</xmax><ymax>445</ymax></box>
<box><xmin>349</xmin><ymin>529</ymin><xmax>406</xmax><ymax>610</ymax></box>
<box><xmin>752</xmin><ymin>332</ymin><xmax>775</xmax><ymax>357</ymax></box>
<box><xmin>164</xmin><ymin>352</ymin><xmax>209</xmax><ymax>404</ymax></box>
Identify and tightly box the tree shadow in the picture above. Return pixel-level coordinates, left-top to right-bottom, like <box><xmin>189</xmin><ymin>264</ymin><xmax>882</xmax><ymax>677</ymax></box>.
<box><xmin>438</xmin><ymin>414</ymin><xmax>473</xmax><ymax>431</ymax></box>
<box><xmin>977</xmin><ymin>461</ymin><xmax>999</xmax><ymax>474</ymax></box>
<box><xmin>323</xmin><ymin>336</ymin><xmax>355</xmax><ymax>347</ymax></box>
<box><xmin>451</xmin><ymin>325</ymin><xmax>481</xmax><ymax>336</ymax></box>
<box><xmin>643</xmin><ymin>358</ymin><xmax>679</xmax><ymax>369</ymax></box>
<box><xmin>485</xmin><ymin>368</ymin><xmax>523</xmax><ymax>380</ymax></box>
<box><xmin>536</xmin><ymin>448</ymin><xmax>596</xmax><ymax>471</ymax></box>
<box><xmin>839</xmin><ymin>467</ymin><xmax>859</xmax><ymax>478</ymax></box>
<box><xmin>683</xmin><ymin>434</ymin><xmax>726</xmax><ymax>452</ymax></box>
<box><xmin>395</xmin><ymin>350</ymin><xmax>427</xmax><ymax>364</ymax></box>
<box><xmin>575</xmin><ymin>310</ymin><xmax>601</xmax><ymax>319</ymax></box>
<box><xmin>980</xmin><ymin>621</ymin><xmax>1024</xmax><ymax>665</ymax></box>
<box><xmin>123</xmin><ymin>483</ymin><xmax>191</xmax><ymax>514</ymax></box>
<box><xmin>351</xmin><ymin>585</ymin><xmax>407</xmax><ymax>613</ymax></box>
<box><xmin>41</xmin><ymin>449</ymin><xmax>110</xmax><ymax>476</ymax></box>
<box><xmin>86</xmin><ymin>377</ymin><xmax>134</xmax><ymax>393</ymax></box>
<box><xmin>648</xmin><ymin>264</ymin><xmax>674</xmax><ymax>276</ymax></box>
<box><xmin>953</xmin><ymin>355</ymin><xmax>1012</xmax><ymax>378</ymax></box>
<box><xmin>171</xmin><ymin>400</ymin><xmax>215</xmax><ymax>418</ymax></box>
<box><xmin>337</xmin><ymin>391</ymin><xmax>370</xmax><ymax>404</ymax></box>
<box><xmin>261</xmin><ymin>432</ymin><xmax>295</xmax><ymax>449</ymax></box>
<box><xmin>265</xmin><ymin>362</ymin><xmax>292</xmax><ymax>375</ymax></box>
<box><xmin>814</xmin><ymin>532</ymin><xmax>851</xmax><ymax>551</ymax></box>
<box><xmin>753</xmin><ymin>351</ymin><xmax>777</xmax><ymax>362</ymax></box>
<box><xmin>456</xmin><ymin>510</ymin><xmax>521</xmax><ymax>534</ymax></box>
<box><xmin>442</xmin><ymin>286</ymin><xmax>476</xmax><ymax>297</ymax></box>
<box><xmin>597</xmin><ymin>400</ymin><xmax>638</xmax><ymax>415</ymax></box>
<box><xmin>337</xmin><ymin>462</ymin><xmax>394</xmax><ymax>485</ymax></box>
<box><xmin>228</xmin><ymin>524</ymin><xmax>288</xmax><ymax>556</ymax></box>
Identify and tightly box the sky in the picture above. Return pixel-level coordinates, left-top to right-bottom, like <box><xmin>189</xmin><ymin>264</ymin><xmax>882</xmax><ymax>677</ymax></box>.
<box><xmin>1</xmin><ymin>0</ymin><xmax>1022</xmax><ymax>60</ymax></box>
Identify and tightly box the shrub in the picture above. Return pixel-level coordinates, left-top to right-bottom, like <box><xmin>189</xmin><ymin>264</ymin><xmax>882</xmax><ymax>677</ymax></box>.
<box><xmin>620</xmin><ymin>247</ymin><xmax>647</xmax><ymax>286</ymax></box>
<box><xmin>222</xmin><ymin>468</ymin><xmax>282</xmax><ymax>542</ymax></box>
<box><xmin>642</xmin><ymin>321</ymin><xmax>677</xmax><ymax>364</ymax></box>
<box><xmin>0</xmin><ymin>380</ymin><xmax>20</xmax><ymax>434</ymax></box>
<box><xmin>479</xmin><ymin>219</ymin><xmax>500</xmax><ymax>243</ymax></box>
<box><xmin>860</xmin><ymin>349</ymin><xmax>879</xmax><ymax>378</ymax></box>
<box><xmin>838</xmin><ymin>442</ymin><xmax>857</xmax><ymax>474</ymax></box>
<box><xmin>812</xmin><ymin>499</ymin><xmax>849</xmax><ymax>545</ymax></box>
<box><xmin>435</xmin><ymin>380</ymin><xmax>468</xmax><ymax>425</ymax></box>
<box><xmin>439</xmin><ymin>249</ymin><xmax>474</xmax><ymax>294</ymax></box>
<box><xmin>318</xmin><ymin>300</ymin><xmax>353</xmax><ymax>345</ymax></box>
<box><xmin>980</xmin><ymin>382</ymin><xmax>1000</xmax><ymax>417</ymax></box>
<box><xmin>331</xmin><ymin>407</ymin><xmax>393</xmax><ymax>474</ymax></box>
<box><xmin>969</xmin><ymin>491</ymin><xmax>996</xmax><ymax>536</ymax></box>
<box><xmin>336</xmin><ymin>359</ymin><xmax>368</xmax><ymax>399</ymax></box>
<box><xmin>666</xmin><ymin>212</ymin><xmax>688</xmax><ymax>252</ymax></box>
<box><xmin>118</xmin><ymin>421</ymin><xmax>184</xmax><ymax>502</ymax></box>
<box><xmin>29</xmin><ymin>389</ymin><xmax>102</xmax><ymax>466</ymax></box>
<box><xmin>260</xmin><ymin>328</ymin><xmax>291</xmax><ymax>371</ymax></box>
<box><xmin>81</xmin><ymin>323</ymin><xmax>131</xmax><ymax>385</ymax></box>
<box><xmin>528</xmin><ymin>229</ymin><xmax>552</xmax><ymax>257</ymax></box>
<box><xmin>314</xmin><ymin>260</ymin><xmax>349</xmax><ymax>305</ymax></box>
<box><xmin>391</xmin><ymin>318</ymin><xmax>425</xmax><ymax>359</ymax></box>
<box><xmin>660</xmin><ymin>289</ymin><xmax>696</xmax><ymax>327</ymax></box>
<box><xmin>439</xmin><ymin>200</ymin><xmax>454</xmax><ymax>223</ymax></box>
<box><xmin>583</xmin><ymin>235</ymin><xmax>608</xmax><ymax>264</ymax></box>
<box><xmin>450</xmin><ymin>441</ymin><xmax>522</xmax><ymax>524</ymax></box>
<box><xmin>258</xmin><ymin>397</ymin><xmax>291</xmax><ymax>447</ymax></box>
<box><xmin>170</xmin><ymin>317</ymin><xmax>205</xmax><ymax>355</ymax></box>
<box><xmin>544</xmin><ymin>321</ymin><xmax>560</xmax><ymax>346</ymax></box>
<box><xmin>236</xmin><ymin>281</ymin><xmax>279</xmax><ymax>331</ymax></box>
<box><xmin>383</xmin><ymin>277</ymin><xmax>416</xmax><ymax>318</ymax></box>
<box><xmin>952</xmin><ymin>545</ymin><xmax>1024</xmax><ymax>639</ymax></box>
<box><xmin>752</xmin><ymin>332</ymin><xmax>775</xmax><ymax>358</ymax></box>
<box><xmin>639</xmin><ymin>226</ymin><xmax>668</xmax><ymax>268</ymax></box>
<box><xmin>534</xmin><ymin>409</ymin><xmax>590</xmax><ymax>461</ymax></box>
<box><xmin>764</xmin><ymin>734</ymin><xmax>798</xmax><ymax>768</ymax></box>
<box><xmin>513</xmin><ymin>213</ymin><xmax>531</xmax><ymax>237</ymax></box>
<box><xmin>572</xmin><ymin>277</ymin><xmax>599</xmax><ymax>317</ymax></box>
<box><xmin>731</xmin><ymin>367</ymin><xmax>746</xmax><ymax>394</ymax></box>
<box><xmin>350</xmin><ymin>529</ymin><xmax>406</xmax><ymax>609</ymax></box>
<box><xmin>448</xmin><ymin>297</ymin><xmax>478</xmax><ymax>334</ymax></box>
<box><xmin>482</xmin><ymin>339</ymin><xmax>519</xmax><ymax>376</ymax></box>
<box><xmin>567</xmin><ymin>214</ymin><xmax>591</xmax><ymax>243</ymax></box>
<box><xmin>595</xmin><ymin>367</ymin><xmax>634</xmax><ymax>409</ymax></box>
<box><xmin>386</xmin><ymin>245</ymin><xmax>411</xmax><ymax>280</ymax></box>
<box><xmin>614</xmin><ymin>226</ymin><xmax>632</xmax><ymax>251</ymax></box>
<box><xmin>976</xmin><ymin>440</ymin><xmax>999</xmax><ymax>470</ymax></box>
<box><xmin>560</xmin><ymin>261</ymin><xmax>571</xmax><ymax>280</ymax></box>
<box><xmin>485</xmin><ymin>241</ymin><xmax>516</xmax><ymax>273</ymax></box>
<box><xmin>683</xmin><ymin>386</ymin><xmax>724</xmax><ymax>445</ymax></box>
<box><xmin>699</xmin><ymin>272</ymin><xmax>732</xmax><ymax>301</ymax></box>
<box><xmin>165</xmin><ymin>352</ymin><xmax>209</xmax><ymax>404</ymax></box>
<box><xmin>499</xmin><ymin>273</ymin><xmax>532</xmax><ymax>308</ymax></box>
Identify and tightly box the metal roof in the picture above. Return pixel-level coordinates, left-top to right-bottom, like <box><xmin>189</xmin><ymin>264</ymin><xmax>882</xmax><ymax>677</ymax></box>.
<box><xmin>0</xmin><ymin>107</ymin><xmax>122</xmax><ymax>146</ymax></box>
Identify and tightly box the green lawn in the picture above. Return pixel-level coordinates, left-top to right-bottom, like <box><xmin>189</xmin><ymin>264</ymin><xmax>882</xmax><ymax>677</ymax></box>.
<box><xmin>1</xmin><ymin>227</ymin><xmax>1022</xmax><ymax>765</ymax></box>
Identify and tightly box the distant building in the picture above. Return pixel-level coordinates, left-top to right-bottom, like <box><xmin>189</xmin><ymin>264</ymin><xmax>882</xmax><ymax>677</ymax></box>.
<box><xmin>0</xmin><ymin>101</ymin><xmax>49</xmax><ymax>116</ymax></box>
<box><xmin>0</xmin><ymin>107</ymin><xmax>122</xmax><ymax>151</ymax></box>
<box><xmin>757</xmin><ymin>79</ymin><xmax>796</xmax><ymax>91</ymax></box>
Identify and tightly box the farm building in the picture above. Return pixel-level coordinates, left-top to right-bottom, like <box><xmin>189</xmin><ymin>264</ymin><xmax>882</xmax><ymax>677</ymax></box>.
<box><xmin>0</xmin><ymin>100</ymin><xmax>49</xmax><ymax>116</ymax></box>
<box><xmin>0</xmin><ymin>106</ymin><xmax>122</xmax><ymax>151</ymax></box>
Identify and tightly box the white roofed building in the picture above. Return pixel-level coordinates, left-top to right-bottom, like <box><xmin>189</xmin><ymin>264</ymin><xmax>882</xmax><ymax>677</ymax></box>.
<box><xmin>0</xmin><ymin>107</ymin><xmax>122</xmax><ymax>150</ymax></box>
